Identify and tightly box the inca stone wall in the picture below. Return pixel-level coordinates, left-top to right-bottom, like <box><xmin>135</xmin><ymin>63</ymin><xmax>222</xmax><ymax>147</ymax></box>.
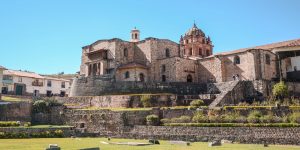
<box><xmin>123</xmin><ymin>126</ymin><xmax>300</xmax><ymax>145</ymax></box>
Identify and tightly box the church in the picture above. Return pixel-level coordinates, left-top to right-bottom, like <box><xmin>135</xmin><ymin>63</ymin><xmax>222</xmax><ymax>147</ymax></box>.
<box><xmin>79</xmin><ymin>24</ymin><xmax>299</xmax><ymax>84</ymax></box>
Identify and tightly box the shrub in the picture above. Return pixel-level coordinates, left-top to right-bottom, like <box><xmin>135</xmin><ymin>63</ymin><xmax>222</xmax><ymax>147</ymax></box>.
<box><xmin>190</xmin><ymin>100</ymin><xmax>205</xmax><ymax>107</ymax></box>
<box><xmin>24</xmin><ymin>122</ymin><xmax>31</xmax><ymax>127</ymax></box>
<box><xmin>32</xmin><ymin>100</ymin><xmax>48</xmax><ymax>113</ymax></box>
<box><xmin>0</xmin><ymin>121</ymin><xmax>21</xmax><ymax>127</ymax></box>
<box><xmin>160</xmin><ymin>118</ymin><xmax>171</xmax><ymax>124</ymax></box>
<box><xmin>272</xmin><ymin>81</ymin><xmax>288</xmax><ymax>100</ymax></box>
<box><xmin>171</xmin><ymin>116</ymin><xmax>191</xmax><ymax>123</ymax></box>
<box><xmin>260</xmin><ymin>115</ymin><xmax>273</xmax><ymax>123</ymax></box>
<box><xmin>141</xmin><ymin>95</ymin><xmax>151</xmax><ymax>107</ymax></box>
<box><xmin>192</xmin><ymin>111</ymin><xmax>208</xmax><ymax>123</ymax></box>
<box><xmin>235</xmin><ymin>116</ymin><xmax>247</xmax><ymax>123</ymax></box>
<box><xmin>54</xmin><ymin>130</ymin><xmax>64</xmax><ymax>137</ymax></box>
<box><xmin>289</xmin><ymin>112</ymin><xmax>300</xmax><ymax>123</ymax></box>
<box><xmin>247</xmin><ymin>110</ymin><xmax>262</xmax><ymax>123</ymax></box>
<box><xmin>146</xmin><ymin>115</ymin><xmax>160</xmax><ymax>126</ymax></box>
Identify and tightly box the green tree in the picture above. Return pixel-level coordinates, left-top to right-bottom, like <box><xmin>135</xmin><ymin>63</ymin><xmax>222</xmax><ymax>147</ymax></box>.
<box><xmin>272</xmin><ymin>81</ymin><xmax>288</xmax><ymax>100</ymax></box>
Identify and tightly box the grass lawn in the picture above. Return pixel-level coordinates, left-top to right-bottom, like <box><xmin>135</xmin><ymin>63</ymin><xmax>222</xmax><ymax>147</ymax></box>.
<box><xmin>1</xmin><ymin>96</ymin><xmax>30</xmax><ymax>102</ymax></box>
<box><xmin>0</xmin><ymin>138</ymin><xmax>299</xmax><ymax>150</ymax></box>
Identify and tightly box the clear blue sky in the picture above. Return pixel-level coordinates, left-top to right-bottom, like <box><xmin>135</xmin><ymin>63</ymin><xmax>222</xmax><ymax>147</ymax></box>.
<box><xmin>0</xmin><ymin>0</ymin><xmax>299</xmax><ymax>74</ymax></box>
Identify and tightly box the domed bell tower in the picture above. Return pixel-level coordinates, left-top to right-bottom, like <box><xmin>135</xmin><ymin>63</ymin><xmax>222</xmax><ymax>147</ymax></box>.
<box><xmin>130</xmin><ymin>27</ymin><xmax>140</xmax><ymax>42</ymax></box>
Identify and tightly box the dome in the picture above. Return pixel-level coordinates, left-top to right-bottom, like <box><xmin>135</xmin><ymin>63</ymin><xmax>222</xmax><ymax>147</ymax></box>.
<box><xmin>185</xmin><ymin>23</ymin><xmax>205</xmax><ymax>37</ymax></box>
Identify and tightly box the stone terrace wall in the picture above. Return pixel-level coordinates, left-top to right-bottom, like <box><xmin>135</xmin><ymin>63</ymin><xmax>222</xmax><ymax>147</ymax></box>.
<box><xmin>0</xmin><ymin>102</ymin><xmax>32</xmax><ymax>122</ymax></box>
<box><xmin>70</xmin><ymin>77</ymin><xmax>208</xmax><ymax>96</ymax></box>
<box><xmin>123</xmin><ymin>126</ymin><xmax>300</xmax><ymax>145</ymax></box>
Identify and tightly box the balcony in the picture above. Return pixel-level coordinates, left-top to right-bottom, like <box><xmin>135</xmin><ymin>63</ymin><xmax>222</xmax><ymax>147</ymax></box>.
<box><xmin>2</xmin><ymin>79</ymin><xmax>13</xmax><ymax>84</ymax></box>
<box><xmin>32</xmin><ymin>81</ymin><xmax>43</xmax><ymax>87</ymax></box>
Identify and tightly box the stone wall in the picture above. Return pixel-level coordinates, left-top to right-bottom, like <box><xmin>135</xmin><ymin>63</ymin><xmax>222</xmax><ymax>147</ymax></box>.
<box><xmin>70</xmin><ymin>77</ymin><xmax>208</xmax><ymax>96</ymax></box>
<box><xmin>0</xmin><ymin>102</ymin><xmax>32</xmax><ymax>122</ymax></box>
<box><xmin>123</xmin><ymin>126</ymin><xmax>300</xmax><ymax>145</ymax></box>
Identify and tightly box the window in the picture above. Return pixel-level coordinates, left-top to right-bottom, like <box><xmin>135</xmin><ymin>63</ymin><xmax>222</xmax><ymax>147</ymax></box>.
<box><xmin>124</xmin><ymin>71</ymin><xmax>130</xmax><ymax>79</ymax></box>
<box><xmin>18</xmin><ymin>77</ymin><xmax>22</xmax><ymax>82</ymax></box>
<box><xmin>47</xmin><ymin>80</ymin><xmax>52</xmax><ymax>87</ymax></box>
<box><xmin>135</xmin><ymin>33</ymin><xmax>137</xmax><ymax>39</ymax></box>
<box><xmin>266</xmin><ymin>54</ymin><xmax>270</xmax><ymax>65</ymax></box>
<box><xmin>189</xmin><ymin>48</ymin><xmax>193</xmax><ymax>55</ymax></box>
<box><xmin>162</xmin><ymin>75</ymin><xmax>166</xmax><ymax>82</ymax></box>
<box><xmin>206</xmin><ymin>50</ymin><xmax>210</xmax><ymax>56</ymax></box>
<box><xmin>61</xmin><ymin>82</ymin><xmax>65</xmax><ymax>88</ymax></box>
<box><xmin>46</xmin><ymin>91</ymin><xmax>52</xmax><ymax>97</ymax></box>
<box><xmin>124</xmin><ymin>48</ymin><xmax>128</xmax><ymax>57</ymax></box>
<box><xmin>139</xmin><ymin>73</ymin><xmax>145</xmax><ymax>82</ymax></box>
<box><xmin>187</xmin><ymin>74</ymin><xmax>193</xmax><ymax>82</ymax></box>
<box><xmin>161</xmin><ymin>65</ymin><xmax>166</xmax><ymax>72</ymax></box>
<box><xmin>60</xmin><ymin>91</ymin><xmax>66</xmax><ymax>97</ymax></box>
<box><xmin>185</xmin><ymin>40</ymin><xmax>188</xmax><ymax>44</ymax></box>
<box><xmin>234</xmin><ymin>56</ymin><xmax>240</xmax><ymax>64</ymax></box>
<box><xmin>199</xmin><ymin>48</ymin><xmax>202</xmax><ymax>56</ymax></box>
<box><xmin>165</xmin><ymin>48</ymin><xmax>170</xmax><ymax>57</ymax></box>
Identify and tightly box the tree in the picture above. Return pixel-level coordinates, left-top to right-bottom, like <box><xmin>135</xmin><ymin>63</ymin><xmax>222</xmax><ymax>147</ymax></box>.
<box><xmin>272</xmin><ymin>81</ymin><xmax>288</xmax><ymax>101</ymax></box>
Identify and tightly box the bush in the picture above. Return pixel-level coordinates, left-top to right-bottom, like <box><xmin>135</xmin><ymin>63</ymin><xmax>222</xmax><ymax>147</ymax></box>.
<box><xmin>289</xmin><ymin>112</ymin><xmax>300</xmax><ymax>123</ymax></box>
<box><xmin>247</xmin><ymin>110</ymin><xmax>262</xmax><ymax>123</ymax></box>
<box><xmin>141</xmin><ymin>95</ymin><xmax>151</xmax><ymax>107</ymax></box>
<box><xmin>24</xmin><ymin>122</ymin><xmax>31</xmax><ymax>127</ymax></box>
<box><xmin>0</xmin><ymin>121</ymin><xmax>21</xmax><ymax>127</ymax></box>
<box><xmin>164</xmin><ymin>123</ymin><xmax>300</xmax><ymax>127</ymax></box>
<box><xmin>192</xmin><ymin>111</ymin><xmax>208</xmax><ymax>123</ymax></box>
<box><xmin>146</xmin><ymin>115</ymin><xmax>160</xmax><ymax>126</ymax></box>
<box><xmin>32</xmin><ymin>100</ymin><xmax>48</xmax><ymax>113</ymax></box>
<box><xmin>190</xmin><ymin>100</ymin><xmax>205</xmax><ymax>107</ymax></box>
<box><xmin>171</xmin><ymin>116</ymin><xmax>191</xmax><ymax>123</ymax></box>
<box><xmin>160</xmin><ymin>118</ymin><xmax>171</xmax><ymax>124</ymax></box>
<box><xmin>272</xmin><ymin>81</ymin><xmax>288</xmax><ymax>100</ymax></box>
<box><xmin>260</xmin><ymin>115</ymin><xmax>273</xmax><ymax>123</ymax></box>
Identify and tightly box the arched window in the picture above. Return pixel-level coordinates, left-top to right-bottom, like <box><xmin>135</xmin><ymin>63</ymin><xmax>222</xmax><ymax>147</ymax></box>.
<box><xmin>187</xmin><ymin>74</ymin><xmax>193</xmax><ymax>82</ymax></box>
<box><xmin>139</xmin><ymin>73</ymin><xmax>145</xmax><ymax>82</ymax></box>
<box><xmin>162</xmin><ymin>75</ymin><xmax>166</xmax><ymax>82</ymax></box>
<box><xmin>123</xmin><ymin>48</ymin><xmax>128</xmax><ymax>57</ymax></box>
<box><xmin>206</xmin><ymin>50</ymin><xmax>210</xmax><ymax>56</ymax></box>
<box><xmin>88</xmin><ymin>64</ymin><xmax>92</xmax><ymax>76</ymax></box>
<box><xmin>199</xmin><ymin>48</ymin><xmax>202</xmax><ymax>56</ymax></box>
<box><xmin>189</xmin><ymin>48</ymin><xmax>193</xmax><ymax>55</ymax></box>
<box><xmin>265</xmin><ymin>54</ymin><xmax>270</xmax><ymax>65</ymax></box>
<box><xmin>124</xmin><ymin>71</ymin><xmax>130</xmax><ymax>79</ymax></box>
<box><xmin>234</xmin><ymin>56</ymin><xmax>240</xmax><ymax>65</ymax></box>
<box><xmin>165</xmin><ymin>48</ymin><xmax>170</xmax><ymax>57</ymax></box>
<box><xmin>135</xmin><ymin>33</ymin><xmax>137</xmax><ymax>39</ymax></box>
<box><xmin>161</xmin><ymin>65</ymin><xmax>166</xmax><ymax>72</ymax></box>
<box><xmin>185</xmin><ymin>40</ymin><xmax>188</xmax><ymax>44</ymax></box>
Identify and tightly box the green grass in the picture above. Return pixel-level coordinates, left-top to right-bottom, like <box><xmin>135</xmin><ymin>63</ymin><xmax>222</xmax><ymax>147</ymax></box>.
<box><xmin>0</xmin><ymin>125</ymin><xmax>72</xmax><ymax>129</ymax></box>
<box><xmin>1</xmin><ymin>96</ymin><xmax>30</xmax><ymax>102</ymax></box>
<box><xmin>0</xmin><ymin>138</ymin><xmax>299</xmax><ymax>150</ymax></box>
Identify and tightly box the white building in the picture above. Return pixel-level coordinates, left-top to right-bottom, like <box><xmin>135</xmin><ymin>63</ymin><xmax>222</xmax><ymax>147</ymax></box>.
<box><xmin>0</xmin><ymin>66</ymin><xmax>6</xmax><ymax>99</ymax></box>
<box><xmin>2</xmin><ymin>70</ymin><xmax>70</xmax><ymax>97</ymax></box>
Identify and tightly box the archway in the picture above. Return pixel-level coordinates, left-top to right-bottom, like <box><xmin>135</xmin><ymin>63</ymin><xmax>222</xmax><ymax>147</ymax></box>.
<box><xmin>139</xmin><ymin>73</ymin><xmax>145</xmax><ymax>82</ymax></box>
<box><xmin>187</xmin><ymin>74</ymin><xmax>193</xmax><ymax>82</ymax></box>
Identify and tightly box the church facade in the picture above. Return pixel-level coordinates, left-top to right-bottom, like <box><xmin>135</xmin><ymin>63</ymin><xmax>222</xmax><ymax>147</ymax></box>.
<box><xmin>79</xmin><ymin>24</ymin><xmax>300</xmax><ymax>84</ymax></box>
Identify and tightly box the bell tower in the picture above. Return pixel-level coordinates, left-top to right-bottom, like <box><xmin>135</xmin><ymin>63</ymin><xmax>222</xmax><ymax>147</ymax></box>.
<box><xmin>130</xmin><ymin>27</ymin><xmax>140</xmax><ymax>42</ymax></box>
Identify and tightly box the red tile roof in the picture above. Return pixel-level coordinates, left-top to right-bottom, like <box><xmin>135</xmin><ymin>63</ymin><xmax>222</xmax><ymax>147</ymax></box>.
<box><xmin>215</xmin><ymin>38</ymin><xmax>300</xmax><ymax>56</ymax></box>
<box><xmin>4</xmin><ymin>70</ymin><xmax>44</xmax><ymax>79</ymax></box>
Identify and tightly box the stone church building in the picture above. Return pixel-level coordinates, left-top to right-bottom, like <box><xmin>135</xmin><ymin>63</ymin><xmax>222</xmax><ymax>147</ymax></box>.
<box><xmin>79</xmin><ymin>23</ymin><xmax>297</xmax><ymax>84</ymax></box>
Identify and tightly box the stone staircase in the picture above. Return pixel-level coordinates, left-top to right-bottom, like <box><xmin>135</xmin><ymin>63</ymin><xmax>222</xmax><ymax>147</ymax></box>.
<box><xmin>209</xmin><ymin>81</ymin><xmax>240</xmax><ymax>108</ymax></box>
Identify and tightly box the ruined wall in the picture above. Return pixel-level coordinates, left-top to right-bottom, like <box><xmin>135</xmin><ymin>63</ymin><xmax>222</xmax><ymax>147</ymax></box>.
<box><xmin>0</xmin><ymin>102</ymin><xmax>32</xmax><ymax>122</ymax></box>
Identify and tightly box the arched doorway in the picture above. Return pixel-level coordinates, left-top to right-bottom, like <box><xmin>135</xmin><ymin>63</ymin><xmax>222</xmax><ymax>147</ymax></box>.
<box><xmin>139</xmin><ymin>73</ymin><xmax>145</xmax><ymax>82</ymax></box>
<box><xmin>187</xmin><ymin>74</ymin><xmax>193</xmax><ymax>82</ymax></box>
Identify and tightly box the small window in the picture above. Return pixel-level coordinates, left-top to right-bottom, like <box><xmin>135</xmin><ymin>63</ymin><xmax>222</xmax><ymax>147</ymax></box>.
<box><xmin>61</xmin><ymin>82</ymin><xmax>65</xmax><ymax>88</ymax></box>
<box><xmin>18</xmin><ymin>77</ymin><xmax>22</xmax><ymax>82</ymax></box>
<box><xmin>60</xmin><ymin>91</ymin><xmax>66</xmax><ymax>97</ymax></box>
<box><xmin>135</xmin><ymin>33</ymin><xmax>138</xmax><ymax>39</ymax></box>
<box><xmin>234</xmin><ymin>56</ymin><xmax>240</xmax><ymax>64</ymax></box>
<box><xmin>124</xmin><ymin>48</ymin><xmax>128</xmax><ymax>57</ymax></box>
<box><xmin>165</xmin><ymin>48</ymin><xmax>170</xmax><ymax>57</ymax></box>
<box><xmin>266</xmin><ymin>54</ymin><xmax>270</xmax><ymax>65</ymax></box>
<box><xmin>199</xmin><ymin>48</ymin><xmax>202</xmax><ymax>56</ymax></box>
<box><xmin>47</xmin><ymin>80</ymin><xmax>52</xmax><ymax>87</ymax></box>
<box><xmin>46</xmin><ymin>91</ymin><xmax>52</xmax><ymax>97</ymax></box>
<box><xmin>206</xmin><ymin>50</ymin><xmax>210</xmax><ymax>56</ymax></box>
<box><xmin>162</xmin><ymin>75</ymin><xmax>166</xmax><ymax>82</ymax></box>
<box><xmin>162</xmin><ymin>65</ymin><xmax>166</xmax><ymax>72</ymax></box>
<box><xmin>189</xmin><ymin>48</ymin><xmax>193</xmax><ymax>55</ymax></box>
<box><xmin>185</xmin><ymin>40</ymin><xmax>188</xmax><ymax>44</ymax></box>
<box><xmin>124</xmin><ymin>71</ymin><xmax>130</xmax><ymax>79</ymax></box>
